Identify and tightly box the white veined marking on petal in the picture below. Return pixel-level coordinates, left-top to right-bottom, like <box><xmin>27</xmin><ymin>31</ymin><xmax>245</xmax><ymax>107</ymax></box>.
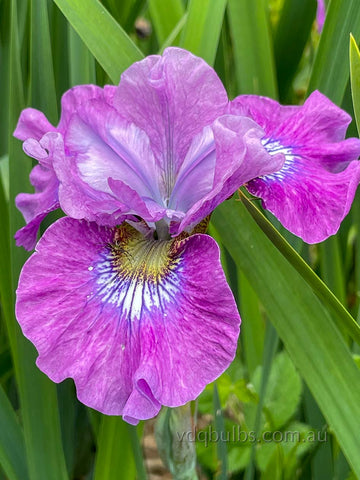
<box><xmin>88</xmin><ymin>266</ymin><xmax>94</xmax><ymax>271</ymax></box>
<box><xmin>261</xmin><ymin>138</ymin><xmax>300</xmax><ymax>181</ymax></box>
<box><xmin>94</xmin><ymin>255</ymin><xmax>182</xmax><ymax>322</ymax></box>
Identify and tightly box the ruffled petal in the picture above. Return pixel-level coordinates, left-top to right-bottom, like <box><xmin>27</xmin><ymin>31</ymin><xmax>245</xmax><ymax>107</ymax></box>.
<box><xmin>231</xmin><ymin>91</ymin><xmax>353</xmax><ymax>147</ymax></box>
<box><xmin>230</xmin><ymin>91</ymin><xmax>360</xmax><ymax>243</ymax></box>
<box><xmin>14</xmin><ymin>209</ymin><xmax>55</xmax><ymax>251</ymax></box>
<box><xmin>16</xmin><ymin>218</ymin><xmax>240</xmax><ymax>423</ymax></box>
<box><xmin>58</xmin><ymin>84</ymin><xmax>117</xmax><ymax>131</ymax></box>
<box><xmin>172</xmin><ymin>115</ymin><xmax>284</xmax><ymax>234</ymax></box>
<box><xmin>55</xmin><ymin>100</ymin><xmax>165</xmax><ymax>224</ymax></box>
<box><xmin>229</xmin><ymin>95</ymin><xmax>299</xmax><ymax>134</ymax></box>
<box><xmin>247</xmin><ymin>156</ymin><xmax>360</xmax><ymax>244</ymax></box>
<box><xmin>15</xmin><ymin>132</ymin><xmax>62</xmax><ymax>250</ymax></box>
<box><xmin>113</xmin><ymin>47</ymin><xmax>228</xmax><ymax>183</ymax></box>
<box><xmin>14</xmin><ymin>108</ymin><xmax>56</xmax><ymax>141</ymax></box>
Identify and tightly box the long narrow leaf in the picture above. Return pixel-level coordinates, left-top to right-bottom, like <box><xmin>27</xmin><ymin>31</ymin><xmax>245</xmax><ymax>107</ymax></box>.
<box><xmin>93</xmin><ymin>417</ymin><xmax>136</xmax><ymax>480</ymax></box>
<box><xmin>227</xmin><ymin>0</ymin><xmax>277</xmax><ymax>97</ymax></box>
<box><xmin>213</xmin><ymin>384</ymin><xmax>228</xmax><ymax>479</ymax></box>
<box><xmin>239</xmin><ymin>193</ymin><xmax>360</xmax><ymax>345</ymax></box>
<box><xmin>0</xmin><ymin>384</ymin><xmax>29</xmax><ymax>480</ymax></box>
<box><xmin>0</xmin><ymin>0</ymin><xmax>10</xmax><ymax>157</ymax></box>
<box><xmin>53</xmin><ymin>0</ymin><xmax>143</xmax><ymax>84</ymax></box>
<box><xmin>8</xmin><ymin>2</ymin><xmax>69</xmax><ymax>479</ymax></box>
<box><xmin>308</xmin><ymin>0</ymin><xmax>360</xmax><ymax>103</ymax></box>
<box><xmin>102</xmin><ymin>0</ymin><xmax>145</xmax><ymax>31</ymax></box>
<box><xmin>158</xmin><ymin>13</ymin><xmax>188</xmax><ymax>54</ymax></box>
<box><xmin>212</xmin><ymin>199</ymin><xmax>360</xmax><ymax>476</ymax></box>
<box><xmin>0</xmin><ymin>169</ymin><xmax>12</xmax><ymax>329</ymax></box>
<box><xmin>68</xmin><ymin>25</ymin><xmax>96</xmax><ymax>86</ymax></box>
<box><xmin>149</xmin><ymin>0</ymin><xmax>184</xmax><ymax>45</ymax></box>
<box><xmin>239</xmin><ymin>273</ymin><xmax>265</xmax><ymax>377</ymax></box>
<box><xmin>350</xmin><ymin>34</ymin><xmax>360</xmax><ymax>136</ymax></box>
<box><xmin>244</xmin><ymin>322</ymin><xmax>278</xmax><ymax>480</ymax></box>
<box><xmin>29</xmin><ymin>0</ymin><xmax>58</xmax><ymax>122</ymax></box>
<box><xmin>180</xmin><ymin>0</ymin><xmax>227</xmax><ymax>66</ymax></box>
<box><xmin>274</xmin><ymin>0</ymin><xmax>316</xmax><ymax>100</ymax></box>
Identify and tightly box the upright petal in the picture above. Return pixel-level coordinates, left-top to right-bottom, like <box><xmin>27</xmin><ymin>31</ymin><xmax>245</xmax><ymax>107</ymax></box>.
<box><xmin>113</xmin><ymin>47</ymin><xmax>228</xmax><ymax>200</ymax></box>
<box><xmin>168</xmin><ymin>126</ymin><xmax>216</xmax><ymax>212</ymax></box>
<box><xmin>16</xmin><ymin>218</ymin><xmax>240</xmax><ymax>423</ymax></box>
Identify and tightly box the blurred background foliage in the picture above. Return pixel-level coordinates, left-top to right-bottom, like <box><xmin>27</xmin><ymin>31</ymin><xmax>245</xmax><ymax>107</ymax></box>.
<box><xmin>1</xmin><ymin>0</ymin><xmax>360</xmax><ymax>479</ymax></box>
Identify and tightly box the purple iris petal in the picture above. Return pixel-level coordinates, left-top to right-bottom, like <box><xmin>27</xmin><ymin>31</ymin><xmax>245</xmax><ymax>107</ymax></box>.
<box><xmin>56</xmin><ymin>98</ymin><xmax>166</xmax><ymax>223</ymax></box>
<box><xmin>113</xmin><ymin>47</ymin><xmax>228</xmax><ymax>186</ymax></box>
<box><xmin>14</xmin><ymin>133</ymin><xmax>62</xmax><ymax>250</ymax></box>
<box><xmin>16</xmin><ymin>218</ymin><xmax>240</xmax><ymax>423</ymax></box>
<box><xmin>14</xmin><ymin>108</ymin><xmax>56</xmax><ymax>141</ymax></box>
<box><xmin>14</xmin><ymin>85</ymin><xmax>117</xmax><ymax>249</ymax></box>
<box><xmin>51</xmin><ymin>47</ymin><xmax>233</xmax><ymax>230</ymax></box>
<box><xmin>172</xmin><ymin>115</ymin><xmax>285</xmax><ymax>235</ymax></box>
<box><xmin>57</xmin><ymin>84</ymin><xmax>117</xmax><ymax>131</ymax></box>
<box><xmin>230</xmin><ymin>91</ymin><xmax>360</xmax><ymax>243</ymax></box>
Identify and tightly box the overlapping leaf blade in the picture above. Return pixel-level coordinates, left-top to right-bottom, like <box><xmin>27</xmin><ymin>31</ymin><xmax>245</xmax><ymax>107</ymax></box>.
<box><xmin>180</xmin><ymin>0</ymin><xmax>227</xmax><ymax>66</ymax></box>
<box><xmin>149</xmin><ymin>0</ymin><xmax>184</xmax><ymax>45</ymax></box>
<box><xmin>53</xmin><ymin>0</ymin><xmax>143</xmax><ymax>84</ymax></box>
<box><xmin>212</xmin><ymin>199</ymin><xmax>360</xmax><ymax>477</ymax></box>
<box><xmin>308</xmin><ymin>0</ymin><xmax>360</xmax><ymax>104</ymax></box>
<box><xmin>227</xmin><ymin>0</ymin><xmax>277</xmax><ymax>97</ymax></box>
<box><xmin>7</xmin><ymin>2</ymin><xmax>69</xmax><ymax>479</ymax></box>
<box><xmin>94</xmin><ymin>417</ymin><xmax>136</xmax><ymax>480</ymax></box>
<box><xmin>350</xmin><ymin>34</ymin><xmax>360</xmax><ymax>136</ymax></box>
<box><xmin>0</xmin><ymin>385</ymin><xmax>29</xmax><ymax>480</ymax></box>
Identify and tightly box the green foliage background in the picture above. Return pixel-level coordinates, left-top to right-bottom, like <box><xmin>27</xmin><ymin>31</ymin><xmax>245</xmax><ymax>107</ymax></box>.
<box><xmin>1</xmin><ymin>0</ymin><xmax>360</xmax><ymax>479</ymax></box>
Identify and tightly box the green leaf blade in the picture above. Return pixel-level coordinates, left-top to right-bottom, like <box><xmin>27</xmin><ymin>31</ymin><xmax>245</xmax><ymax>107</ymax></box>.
<box><xmin>53</xmin><ymin>0</ymin><xmax>144</xmax><ymax>84</ymax></box>
<box><xmin>212</xmin><ymin>199</ymin><xmax>360</xmax><ymax>477</ymax></box>
<box><xmin>29</xmin><ymin>0</ymin><xmax>58</xmax><ymax>123</ymax></box>
<box><xmin>8</xmin><ymin>2</ymin><xmax>69</xmax><ymax>479</ymax></box>
<box><xmin>93</xmin><ymin>417</ymin><xmax>136</xmax><ymax>480</ymax></box>
<box><xmin>350</xmin><ymin>34</ymin><xmax>360</xmax><ymax>136</ymax></box>
<box><xmin>180</xmin><ymin>0</ymin><xmax>227</xmax><ymax>66</ymax></box>
<box><xmin>227</xmin><ymin>0</ymin><xmax>277</xmax><ymax>97</ymax></box>
<box><xmin>149</xmin><ymin>0</ymin><xmax>184</xmax><ymax>45</ymax></box>
<box><xmin>0</xmin><ymin>385</ymin><xmax>29</xmax><ymax>480</ymax></box>
<box><xmin>239</xmin><ymin>194</ymin><xmax>360</xmax><ymax>346</ymax></box>
<box><xmin>308</xmin><ymin>0</ymin><xmax>360</xmax><ymax>103</ymax></box>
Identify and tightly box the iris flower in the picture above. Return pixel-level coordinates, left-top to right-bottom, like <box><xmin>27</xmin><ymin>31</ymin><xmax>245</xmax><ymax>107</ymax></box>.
<box><xmin>229</xmin><ymin>92</ymin><xmax>360</xmax><ymax>243</ymax></box>
<box><xmin>14</xmin><ymin>47</ymin><xmax>360</xmax><ymax>423</ymax></box>
<box><xmin>14</xmin><ymin>48</ymin><xmax>283</xmax><ymax>423</ymax></box>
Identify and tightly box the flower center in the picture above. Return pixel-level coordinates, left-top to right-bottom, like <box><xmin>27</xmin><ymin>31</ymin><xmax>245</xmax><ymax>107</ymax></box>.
<box><xmin>93</xmin><ymin>224</ymin><xmax>183</xmax><ymax>321</ymax></box>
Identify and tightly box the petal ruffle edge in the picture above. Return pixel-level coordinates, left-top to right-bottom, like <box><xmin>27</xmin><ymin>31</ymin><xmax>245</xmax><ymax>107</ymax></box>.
<box><xmin>16</xmin><ymin>218</ymin><xmax>240</xmax><ymax>423</ymax></box>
